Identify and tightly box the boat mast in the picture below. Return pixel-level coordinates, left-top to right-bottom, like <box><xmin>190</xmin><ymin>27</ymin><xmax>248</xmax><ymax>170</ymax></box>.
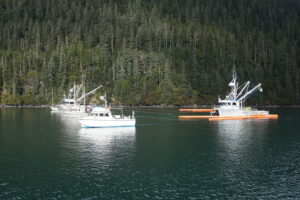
<box><xmin>51</xmin><ymin>87</ymin><xmax>54</xmax><ymax>105</ymax></box>
<box><xmin>82</xmin><ymin>74</ymin><xmax>86</xmax><ymax>106</ymax></box>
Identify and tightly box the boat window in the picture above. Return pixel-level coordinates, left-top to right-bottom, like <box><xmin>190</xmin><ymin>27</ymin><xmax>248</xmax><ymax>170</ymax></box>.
<box><xmin>233</xmin><ymin>103</ymin><xmax>236</xmax><ymax>105</ymax></box>
<box><xmin>100</xmin><ymin>113</ymin><xmax>104</xmax><ymax>117</ymax></box>
<box><xmin>105</xmin><ymin>113</ymin><xmax>109</xmax><ymax>117</ymax></box>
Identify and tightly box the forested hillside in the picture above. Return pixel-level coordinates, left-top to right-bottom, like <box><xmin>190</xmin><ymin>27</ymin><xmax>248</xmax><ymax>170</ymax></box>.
<box><xmin>0</xmin><ymin>0</ymin><xmax>299</xmax><ymax>105</ymax></box>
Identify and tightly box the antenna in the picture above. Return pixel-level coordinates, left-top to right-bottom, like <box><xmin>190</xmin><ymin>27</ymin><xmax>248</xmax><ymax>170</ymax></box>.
<box><xmin>51</xmin><ymin>87</ymin><xmax>54</xmax><ymax>105</ymax></box>
<box><xmin>232</xmin><ymin>66</ymin><xmax>237</xmax><ymax>80</ymax></box>
<box><xmin>82</xmin><ymin>74</ymin><xmax>86</xmax><ymax>106</ymax></box>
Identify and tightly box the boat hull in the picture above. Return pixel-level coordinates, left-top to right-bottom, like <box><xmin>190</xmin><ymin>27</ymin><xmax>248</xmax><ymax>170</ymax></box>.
<box><xmin>217</xmin><ymin>108</ymin><xmax>269</xmax><ymax>116</ymax></box>
<box><xmin>50</xmin><ymin>106</ymin><xmax>59</xmax><ymax>111</ymax></box>
<box><xmin>79</xmin><ymin>118</ymin><xmax>136</xmax><ymax>128</ymax></box>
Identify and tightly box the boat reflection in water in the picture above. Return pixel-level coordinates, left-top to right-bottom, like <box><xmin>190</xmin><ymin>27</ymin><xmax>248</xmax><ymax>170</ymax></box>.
<box><xmin>212</xmin><ymin>119</ymin><xmax>276</xmax><ymax>170</ymax></box>
<box><xmin>50</xmin><ymin>111</ymin><xmax>82</xmax><ymax>130</ymax></box>
<box><xmin>78</xmin><ymin>127</ymin><xmax>136</xmax><ymax>163</ymax></box>
<box><xmin>214</xmin><ymin>119</ymin><xmax>270</xmax><ymax>152</ymax></box>
<box><xmin>79</xmin><ymin>127</ymin><xmax>136</xmax><ymax>143</ymax></box>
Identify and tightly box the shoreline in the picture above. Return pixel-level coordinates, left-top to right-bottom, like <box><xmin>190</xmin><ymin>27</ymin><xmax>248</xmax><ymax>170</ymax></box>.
<box><xmin>1</xmin><ymin>104</ymin><xmax>300</xmax><ymax>108</ymax></box>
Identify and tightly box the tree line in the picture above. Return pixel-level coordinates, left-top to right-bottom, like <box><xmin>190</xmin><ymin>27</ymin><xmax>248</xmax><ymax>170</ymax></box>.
<box><xmin>0</xmin><ymin>0</ymin><xmax>299</xmax><ymax>105</ymax></box>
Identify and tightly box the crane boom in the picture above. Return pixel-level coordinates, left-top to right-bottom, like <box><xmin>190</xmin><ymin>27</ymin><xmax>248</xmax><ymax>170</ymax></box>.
<box><xmin>236</xmin><ymin>81</ymin><xmax>250</xmax><ymax>99</ymax></box>
<box><xmin>237</xmin><ymin>83</ymin><xmax>262</xmax><ymax>102</ymax></box>
<box><xmin>76</xmin><ymin>85</ymin><xmax>103</xmax><ymax>103</ymax></box>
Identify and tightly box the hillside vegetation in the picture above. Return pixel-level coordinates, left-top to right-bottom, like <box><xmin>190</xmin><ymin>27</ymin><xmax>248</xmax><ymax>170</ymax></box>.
<box><xmin>0</xmin><ymin>0</ymin><xmax>299</xmax><ymax>105</ymax></box>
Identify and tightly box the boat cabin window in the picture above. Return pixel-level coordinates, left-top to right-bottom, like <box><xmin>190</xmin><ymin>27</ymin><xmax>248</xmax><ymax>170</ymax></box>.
<box><xmin>91</xmin><ymin>112</ymin><xmax>110</xmax><ymax>117</ymax></box>
<box><xmin>233</xmin><ymin>103</ymin><xmax>236</xmax><ymax>105</ymax></box>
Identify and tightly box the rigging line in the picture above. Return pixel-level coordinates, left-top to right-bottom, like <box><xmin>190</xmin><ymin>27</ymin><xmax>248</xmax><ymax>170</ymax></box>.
<box><xmin>122</xmin><ymin>109</ymin><xmax>179</xmax><ymax>113</ymax></box>
<box><xmin>136</xmin><ymin>122</ymin><xmax>181</xmax><ymax>126</ymax></box>
<box><xmin>237</xmin><ymin>81</ymin><xmax>248</xmax><ymax>90</ymax></box>
<box><xmin>124</xmin><ymin>110</ymin><xmax>179</xmax><ymax>116</ymax></box>
<box><xmin>135</xmin><ymin>115</ymin><xmax>178</xmax><ymax>120</ymax></box>
<box><xmin>110</xmin><ymin>109</ymin><xmax>178</xmax><ymax>118</ymax></box>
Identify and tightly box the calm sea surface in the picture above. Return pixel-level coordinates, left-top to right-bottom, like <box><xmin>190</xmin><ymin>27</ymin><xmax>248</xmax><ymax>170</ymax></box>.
<box><xmin>0</xmin><ymin>108</ymin><xmax>299</xmax><ymax>199</ymax></box>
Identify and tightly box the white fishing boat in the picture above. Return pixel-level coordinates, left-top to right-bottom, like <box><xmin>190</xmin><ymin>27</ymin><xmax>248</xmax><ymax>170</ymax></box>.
<box><xmin>179</xmin><ymin>68</ymin><xmax>278</xmax><ymax>120</ymax></box>
<box><xmin>78</xmin><ymin>96</ymin><xmax>136</xmax><ymax>128</ymax></box>
<box><xmin>50</xmin><ymin>83</ymin><xmax>102</xmax><ymax>114</ymax></box>
<box><xmin>213</xmin><ymin>68</ymin><xmax>269</xmax><ymax>117</ymax></box>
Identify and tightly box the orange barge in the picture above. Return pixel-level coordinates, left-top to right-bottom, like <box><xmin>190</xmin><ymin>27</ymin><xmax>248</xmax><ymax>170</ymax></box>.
<box><xmin>208</xmin><ymin>114</ymin><xmax>278</xmax><ymax>121</ymax></box>
<box><xmin>178</xmin><ymin>114</ymin><xmax>278</xmax><ymax>121</ymax></box>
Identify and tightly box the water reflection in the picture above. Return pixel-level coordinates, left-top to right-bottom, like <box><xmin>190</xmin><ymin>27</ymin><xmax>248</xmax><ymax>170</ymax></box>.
<box><xmin>212</xmin><ymin>119</ymin><xmax>277</xmax><ymax>181</ymax></box>
<box><xmin>78</xmin><ymin>127</ymin><xmax>136</xmax><ymax>166</ymax></box>
<box><xmin>214</xmin><ymin>120</ymin><xmax>270</xmax><ymax>154</ymax></box>
<box><xmin>50</xmin><ymin>111</ymin><xmax>81</xmax><ymax>130</ymax></box>
<box><xmin>79</xmin><ymin>127</ymin><xmax>136</xmax><ymax>144</ymax></box>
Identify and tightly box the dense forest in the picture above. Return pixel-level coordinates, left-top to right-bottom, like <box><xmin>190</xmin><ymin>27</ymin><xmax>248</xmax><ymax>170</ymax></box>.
<box><xmin>0</xmin><ymin>0</ymin><xmax>299</xmax><ymax>106</ymax></box>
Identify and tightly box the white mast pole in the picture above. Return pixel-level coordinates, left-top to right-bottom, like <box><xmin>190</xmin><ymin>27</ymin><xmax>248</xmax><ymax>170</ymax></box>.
<box><xmin>51</xmin><ymin>87</ymin><xmax>54</xmax><ymax>105</ymax></box>
<box><xmin>83</xmin><ymin>74</ymin><xmax>86</xmax><ymax>106</ymax></box>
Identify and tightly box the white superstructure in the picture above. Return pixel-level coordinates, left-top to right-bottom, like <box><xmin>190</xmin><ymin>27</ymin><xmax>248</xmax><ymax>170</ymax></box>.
<box><xmin>214</xmin><ymin>68</ymin><xmax>268</xmax><ymax>116</ymax></box>
<box><xmin>78</xmin><ymin>97</ymin><xmax>136</xmax><ymax>128</ymax></box>
<box><xmin>50</xmin><ymin>83</ymin><xmax>102</xmax><ymax>114</ymax></box>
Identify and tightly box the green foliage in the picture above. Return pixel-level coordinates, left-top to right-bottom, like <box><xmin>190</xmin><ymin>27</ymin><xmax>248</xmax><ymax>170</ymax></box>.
<box><xmin>0</xmin><ymin>0</ymin><xmax>299</xmax><ymax>105</ymax></box>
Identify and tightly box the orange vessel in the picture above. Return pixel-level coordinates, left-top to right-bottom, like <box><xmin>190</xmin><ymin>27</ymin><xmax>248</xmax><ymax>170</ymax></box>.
<box><xmin>178</xmin><ymin>114</ymin><xmax>278</xmax><ymax>121</ymax></box>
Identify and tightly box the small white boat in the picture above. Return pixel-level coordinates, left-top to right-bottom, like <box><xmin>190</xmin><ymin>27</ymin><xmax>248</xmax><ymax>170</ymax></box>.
<box><xmin>78</xmin><ymin>97</ymin><xmax>136</xmax><ymax>128</ymax></box>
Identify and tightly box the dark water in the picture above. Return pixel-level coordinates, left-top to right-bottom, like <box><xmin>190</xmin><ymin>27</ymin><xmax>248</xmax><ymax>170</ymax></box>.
<box><xmin>0</xmin><ymin>108</ymin><xmax>299</xmax><ymax>199</ymax></box>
